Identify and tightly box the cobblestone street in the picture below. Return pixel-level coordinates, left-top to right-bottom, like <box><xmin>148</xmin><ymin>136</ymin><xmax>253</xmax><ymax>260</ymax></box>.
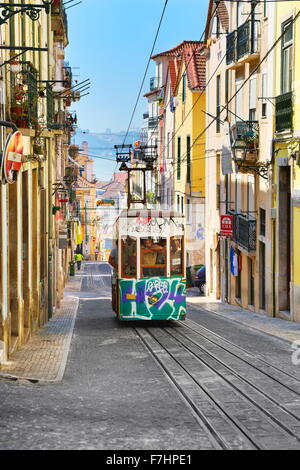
<box><xmin>1</xmin><ymin>262</ymin><xmax>300</xmax><ymax>450</ymax></box>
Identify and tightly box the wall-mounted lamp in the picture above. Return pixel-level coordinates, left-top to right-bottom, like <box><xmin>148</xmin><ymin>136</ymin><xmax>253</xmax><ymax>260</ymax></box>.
<box><xmin>0</xmin><ymin>1</ymin><xmax>54</xmax><ymax>25</ymax></box>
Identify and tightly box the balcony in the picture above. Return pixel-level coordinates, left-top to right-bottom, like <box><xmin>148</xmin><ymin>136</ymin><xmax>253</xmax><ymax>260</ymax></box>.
<box><xmin>148</xmin><ymin>117</ymin><xmax>159</xmax><ymax>129</ymax></box>
<box><xmin>150</xmin><ymin>77</ymin><xmax>160</xmax><ymax>91</ymax></box>
<box><xmin>275</xmin><ymin>92</ymin><xmax>293</xmax><ymax>133</ymax></box>
<box><xmin>229</xmin><ymin>211</ymin><xmax>257</xmax><ymax>252</ymax></box>
<box><xmin>10</xmin><ymin>62</ymin><xmax>38</xmax><ymax>129</ymax></box>
<box><xmin>51</xmin><ymin>0</ymin><xmax>68</xmax><ymax>46</ymax></box>
<box><xmin>226</xmin><ymin>20</ymin><xmax>260</xmax><ymax>68</ymax></box>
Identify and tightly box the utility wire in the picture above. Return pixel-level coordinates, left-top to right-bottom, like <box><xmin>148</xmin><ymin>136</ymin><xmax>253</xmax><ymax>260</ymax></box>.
<box><xmin>157</xmin><ymin>1</ymin><xmax>257</xmax><ymax>168</ymax></box>
<box><xmin>143</xmin><ymin>1</ymin><xmax>222</xmax><ymax>149</ymax></box>
<box><xmin>122</xmin><ymin>0</ymin><xmax>169</xmax><ymax>147</ymax></box>
<box><xmin>164</xmin><ymin>7</ymin><xmax>300</xmax><ymax>188</ymax></box>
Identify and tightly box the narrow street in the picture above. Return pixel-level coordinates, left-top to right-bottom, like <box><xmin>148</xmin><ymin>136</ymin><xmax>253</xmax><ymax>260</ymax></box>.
<box><xmin>1</xmin><ymin>262</ymin><xmax>300</xmax><ymax>450</ymax></box>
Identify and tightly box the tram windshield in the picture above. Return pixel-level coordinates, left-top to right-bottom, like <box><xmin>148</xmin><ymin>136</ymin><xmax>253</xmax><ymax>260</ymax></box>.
<box><xmin>141</xmin><ymin>237</ymin><xmax>166</xmax><ymax>278</ymax></box>
<box><xmin>170</xmin><ymin>236</ymin><xmax>184</xmax><ymax>276</ymax></box>
<box><xmin>121</xmin><ymin>236</ymin><xmax>137</xmax><ymax>278</ymax></box>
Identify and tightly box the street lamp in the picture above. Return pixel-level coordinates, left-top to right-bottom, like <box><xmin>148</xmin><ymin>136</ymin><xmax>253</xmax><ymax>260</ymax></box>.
<box><xmin>0</xmin><ymin>1</ymin><xmax>54</xmax><ymax>25</ymax></box>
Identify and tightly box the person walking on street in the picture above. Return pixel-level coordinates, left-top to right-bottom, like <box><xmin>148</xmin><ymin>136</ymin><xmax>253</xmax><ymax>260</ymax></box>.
<box><xmin>95</xmin><ymin>248</ymin><xmax>99</xmax><ymax>261</ymax></box>
<box><xmin>75</xmin><ymin>253</ymin><xmax>84</xmax><ymax>270</ymax></box>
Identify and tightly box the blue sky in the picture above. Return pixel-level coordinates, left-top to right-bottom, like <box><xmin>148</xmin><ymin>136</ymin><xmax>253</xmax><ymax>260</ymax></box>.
<box><xmin>66</xmin><ymin>0</ymin><xmax>209</xmax><ymax>134</ymax></box>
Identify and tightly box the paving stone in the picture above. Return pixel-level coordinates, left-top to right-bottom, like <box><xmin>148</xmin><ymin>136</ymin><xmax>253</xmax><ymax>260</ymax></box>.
<box><xmin>0</xmin><ymin>274</ymin><xmax>82</xmax><ymax>384</ymax></box>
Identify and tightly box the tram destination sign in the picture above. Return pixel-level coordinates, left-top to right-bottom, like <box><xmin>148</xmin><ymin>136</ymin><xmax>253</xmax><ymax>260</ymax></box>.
<box><xmin>120</xmin><ymin>216</ymin><xmax>184</xmax><ymax>237</ymax></box>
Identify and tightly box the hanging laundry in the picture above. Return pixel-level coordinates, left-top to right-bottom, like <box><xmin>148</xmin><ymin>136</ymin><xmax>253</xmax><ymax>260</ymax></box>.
<box><xmin>230</xmin><ymin>247</ymin><xmax>238</xmax><ymax>276</ymax></box>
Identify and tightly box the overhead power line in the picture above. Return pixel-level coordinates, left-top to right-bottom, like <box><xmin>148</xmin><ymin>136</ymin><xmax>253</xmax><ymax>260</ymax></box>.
<box><xmin>122</xmin><ymin>0</ymin><xmax>169</xmax><ymax>146</ymax></box>
<box><xmin>164</xmin><ymin>6</ymin><xmax>300</xmax><ymax>187</ymax></box>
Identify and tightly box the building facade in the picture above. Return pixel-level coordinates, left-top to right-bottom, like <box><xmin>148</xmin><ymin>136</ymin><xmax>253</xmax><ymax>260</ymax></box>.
<box><xmin>0</xmin><ymin>1</ymin><xmax>81</xmax><ymax>363</ymax></box>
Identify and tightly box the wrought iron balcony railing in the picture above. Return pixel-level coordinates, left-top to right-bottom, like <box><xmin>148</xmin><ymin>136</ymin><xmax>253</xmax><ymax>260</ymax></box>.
<box><xmin>10</xmin><ymin>61</ymin><xmax>38</xmax><ymax>128</ymax></box>
<box><xmin>229</xmin><ymin>210</ymin><xmax>257</xmax><ymax>252</ymax></box>
<box><xmin>148</xmin><ymin>117</ymin><xmax>159</xmax><ymax>128</ymax></box>
<box><xmin>275</xmin><ymin>91</ymin><xmax>293</xmax><ymax>132</ymax></box>
<box><xmin>226</xmin><ymin>20</ymin><xmax>260</xmax><ymax>65</ymax></box>
<box><xmin>226</xmin><ymin>31</ymin><xmax>236</xmax><ymax>65</ymax></box>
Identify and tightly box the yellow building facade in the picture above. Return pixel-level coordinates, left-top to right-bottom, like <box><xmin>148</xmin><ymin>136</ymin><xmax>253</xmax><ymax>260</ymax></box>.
<box><xmin>273</xmin><ymin>2</ymin><xmax>300</xmax><ymax>321</ymax></box>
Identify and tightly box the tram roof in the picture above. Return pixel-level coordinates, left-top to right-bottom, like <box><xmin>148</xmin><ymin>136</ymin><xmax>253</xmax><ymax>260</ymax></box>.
<box><xmin>118</xmin><ymin>209</ymin><xmax>185</xmax><ymax>218</ymax></box>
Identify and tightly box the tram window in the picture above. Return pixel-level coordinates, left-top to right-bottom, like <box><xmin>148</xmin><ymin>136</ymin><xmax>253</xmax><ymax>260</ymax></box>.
<box><xmin>170</xmin><ymin>236</ymin><xmax>184</xmax><ymax>276</ymax></box>
<box><xmin>141</xmin><ymin>237</ymin><xmax>166</xmax><ymax>278</ymax></box>
<box><xmin>121</xmin><ymin>236</ymin><xmax>137</xmax><ymax>278</ymax></box>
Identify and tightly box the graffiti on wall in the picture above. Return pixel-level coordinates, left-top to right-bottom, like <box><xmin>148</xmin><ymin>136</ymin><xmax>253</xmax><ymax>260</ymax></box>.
<box><xmin>119</xmin><ymin>277</ymin><xmax>186</xmax><ymax>320</ymax></box>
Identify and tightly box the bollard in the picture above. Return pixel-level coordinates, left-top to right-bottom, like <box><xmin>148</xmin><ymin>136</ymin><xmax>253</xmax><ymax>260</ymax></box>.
<box><xmin>69</xmin><ymin>261</ymin><xmax>75</xmax><ymax>277</ymax></box>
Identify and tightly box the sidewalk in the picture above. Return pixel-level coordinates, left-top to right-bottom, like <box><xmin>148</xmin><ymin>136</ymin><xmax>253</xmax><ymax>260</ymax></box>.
<box><xmin>0</xmin><ymin>274</ymin><xmax>82</xmax><ymax>385</ymax></box>
<box><xmin>187</xmin><ymin>288</ymin><xmax>300</xmax><ymax>344</ymax></box>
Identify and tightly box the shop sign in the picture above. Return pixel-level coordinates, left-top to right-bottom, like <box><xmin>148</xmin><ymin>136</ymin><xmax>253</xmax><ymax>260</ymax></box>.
<box><xmin>1</xmin><ymin>131</ymin><xmax>23</xmax><ymax>184</ymax></box>
<box><xmin>220</xmin><ymin>215</ymin><xmax>233</xmax><ymax>237</ymax></box>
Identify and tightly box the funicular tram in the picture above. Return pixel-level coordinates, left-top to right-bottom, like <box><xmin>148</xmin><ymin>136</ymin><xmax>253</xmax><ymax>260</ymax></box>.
<box><xmin>111</xmin><ymin>209</ymin><xmax>186</xmax><ymax>321</ymax></box>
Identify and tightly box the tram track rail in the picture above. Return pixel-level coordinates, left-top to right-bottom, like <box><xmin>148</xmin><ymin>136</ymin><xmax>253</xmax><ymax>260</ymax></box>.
<box><xmin>185</xmin><ymin>307</ymin><xmax>300</xmax><ymax>384</ymax></box>
<box><xmin>183</xmin><ymin>318</ymin><xmax>300</xmax><ymax>394</ymax></box>
<box><xmin>134</xmin><ymin>320</ymin><xmax>300</xmax><ymax>450</ymax></box>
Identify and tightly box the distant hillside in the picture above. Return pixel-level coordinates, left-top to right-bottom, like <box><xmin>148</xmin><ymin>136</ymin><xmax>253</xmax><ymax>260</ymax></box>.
<box><xmin>74</xmin><ymin>129</ymin><xmax>141</xmax><ymax>152</ymax></box>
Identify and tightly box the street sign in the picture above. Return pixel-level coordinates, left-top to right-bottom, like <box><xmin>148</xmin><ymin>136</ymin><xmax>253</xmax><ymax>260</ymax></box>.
<box><xmin>2</xmin><ymin>131</ymin><xmax>23</xmax><ymax>184</ymax></box>
<box><xmin>220</xmin><ymin>215</ymin><xmax>233</xmax><ymax>237</ymax></box>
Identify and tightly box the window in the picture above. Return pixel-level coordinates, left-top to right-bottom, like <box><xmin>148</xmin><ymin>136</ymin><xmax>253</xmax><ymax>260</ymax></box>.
<box><xmin>235</xmin><ymin>79</ymin><xmax>243</xmax><ymax>121</ymax></box>
<box><xmin>260</xmin><ymin>208</ymin><xmax>266</xmax><ymax>236</ymax></box>
<box><xmin>170</xmin><ymin>236</ymin><xmax>184</xmax><ymax>277</ymax></box>
<box><xmin>225</xmin><ymin>70</ymin><xmax>229</xmax><ymax>105</ymax></box>
<box><xmin>141</xmin><ymin>238</ymin><xmax>166</xmax><ymax>278</ymax></box>
<box><xmin>263</xmin><ymin>0</ymin><xmax>268</xmax><ymax>18</ymax></box>
<box><xmin>187</xmin><ymin>199</ymin><xmax>191</xmax><ymax>224</ymax></box>
<box><xmin>237</xmin><ymin>1</ymin><xmax>243</xmax><ymax>28</ymax></box>
<box><xmin>247</xmin><ymin>175</ymin><xmax>255</xmax><ymax>216</ymax></box>
<box><xmin>182</xmin><ymin>72</ymin><xmax>187</xmax><ymax>104</ymax></box>
<box><xmin>262</xmin><ymin>73</ymin><xmax>268</xmax><ymax>117</ymax></box>
<box><xmin>281</xmin><ymin>18</ymin><xmax>293</xmax><ymax>94</ymax></box>
<box><xmin>216</xmin><ymin>75</ymin><xmax>221</xmax><ymax>133</ymax></box>
<box><xmin>177</xmin><ymin>194</ymin><xmax>180</xmax><ymax>212</ymax></box>
<box><xmin>157</xmin><ymin>62</ymin><xmax>162</xmax><ymax>87</ymax></box>
<box><xmin>177</xmin><ymin>137</ymin><xmax>181</xmax><ymax>180</ymax></box>
<box><xmin>186</xmin><ymin>135</ymin><xmax>191</xmax><ymax>183</ymax></box>
<box><xmin>216</xmin><ymin>15</ymin><xmax>221</xmax><ymax>38</ymax></box>
<box><xmin>249</xmin><ymin>77</ymin><xmax>257</xmax><ymax>121</ymax></box>
<box><xmin>236</xmin><ymin>174</ymin><xmax>242</xmax><ymax>213</ymax></box>
<box><xmin>216</xmin><ymin>154</ymin><xmax>221</xmax><ymax>211</ymax></box>
<box><xmin>121</xmin><ymin>237</ymin><xmax>137</xmax><ymax>278</ymax></box>
<box><xmin>248</xmin><ymin>258</ymin><xmax>255</xmax><ymax>306</ymax></box>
